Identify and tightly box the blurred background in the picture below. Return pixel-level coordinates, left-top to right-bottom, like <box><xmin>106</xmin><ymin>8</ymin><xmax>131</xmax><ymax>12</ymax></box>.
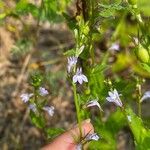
<box><xmin>0</xmin><ymin>0</ymin><xmax>150</xmax><ymax>150</ymax></box>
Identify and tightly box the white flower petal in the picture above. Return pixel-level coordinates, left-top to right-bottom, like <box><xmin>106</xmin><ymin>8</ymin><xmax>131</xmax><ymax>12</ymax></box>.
<box><xmin>109</xmin><ymin>43</ymin><xmax>120</xmax><ymax>51</ymax></box>
<box><xmin>106</xmin><ymin>97</ymin><xmax>113</xmax><ymax>102</ymax></box>
<box><xmin>20</xmin><ymin>93</ymin><xmax>33</xmax><ymax>103</ymax></box>
<box><xmin>43</xmin><ymin>106</ymin><xmax>55</xmax><ymax>116</ymax></box>
<box><xmin>73</xmin><ymin>75</ymin><xmax>78</xmax><ymax>83</ymax></box>
<box><xmin>106</xmin><ymin>89</ymin><xmax>122</xmax><ymax>107</ymax></box>
<box><xmin>73</xmin><ymin>67</ymin><xmax>88</xmax><ymax>84</ymax></box>
<box><xmin>39</xmin><ymin>87</ymin><xmax>49</xmax><ymax>96</ymax></box>
<box><xmin>76</xmin><ymin>143</ymin><xmax>82</xmax><ymax>150</ymax></box>
<box><xmin>67</xmin><ymin>56</ymin><xmax>78</xmax><ymax>73</ymax></box>
<box><xmin>78</xmin><ymin>76</ymin><xmax>83</xmax><ymax>84</ymax></box>
<box><xmin>141</xmin><ymin>91</ymin><xmax>150</xmax><ymax>102</ymax></box>
<box><xmin>81</xmin><ymin>75</ymin><xmax>88</xmax><ymax>82</ymax></box>
<box><xmin>29</xmin><ymin>103</ymin><xmax>37</xmax><ymax>112</ymax></box>
<box><xmin>85</xmin><ymin>133</ymin><xmax>100</xmax><ymax>141</ymax></box>
<box><xmin>86</xmin><ymin>100</ymin><xmax>103</xmax><ymax>111</ymax></box>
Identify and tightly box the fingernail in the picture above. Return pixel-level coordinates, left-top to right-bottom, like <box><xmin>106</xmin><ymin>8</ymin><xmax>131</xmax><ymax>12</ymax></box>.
<box><xmin>84</xmin><ymin>118</ymin><xmax>91</xmax><ymax>123</ymax></box>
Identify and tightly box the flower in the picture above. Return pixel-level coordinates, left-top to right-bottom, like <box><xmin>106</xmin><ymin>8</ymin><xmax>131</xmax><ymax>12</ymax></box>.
<box><xmin>76</xmin><ymin>143</ymin><xmax>82</xmax><ymax>150</ymax></box>
<box><xmin>73</xmin><ymin>68</ymin><xmax>88</xmax><ymax>84</ymax></box>
<box><xmin>85</xmin><ymin>99</ymin><xmax>103</xmax><ymax>111</ymax></box>
<box><xmin>85</xmin><ymin>133</ymin><xmax>100</xmax><ymax>141</ymax></box>
<box><xmin>109</xmin><ymin>43</ymin><xmax>120</xmax><ymax>51</ymax></box>
<box><xmin>29</xmin><ymin>103</ymin><xmax>37</xmax><ymax>112</ymax></box>
<box><xmin>67</xmin><ymin>56</ymin><xmax>78</xmax><ymax>73</ymax></box>
<box><xmin>106</xmin><ymin>89</ymin><xmax>123</xmax><ymax>107</ymax></box>
<box><xmin>140</xmin><ymin>91</ymin><xmax>150</xmax><ymax>102</ymax></box>
<box><xmin>39</xmin><ymin>87</ymin><xmax>49</xmax><ymax>96</ymax></box>
<box><xmin>127</xmin><ymin>115</ymin><xmax>131</xmax><ymax>122</ymax></box>
<box><xmin>20</xmin><ymin>93</ymin><xmax>33</xmax><ymax>103</ymax></box>
<box><xmin>43</xmin><ymin>106</ymin><xmax>54</xmax><ymax>116</ymax></box>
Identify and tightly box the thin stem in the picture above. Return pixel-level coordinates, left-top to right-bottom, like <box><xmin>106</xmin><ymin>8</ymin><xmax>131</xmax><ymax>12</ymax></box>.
<box><xmin>137</xmin><ymin>83</ymin><xmax>142</xmax><ymax>117</ymax></box>
<box><xmin>138</xmin><ymin>99</ymin><xmax>141</xmax><ymax>117</ymax></box>
<box><xmin>72</xmin><ymin>83</ymin><xmax>82</xmax><ymax>136</ymax></box>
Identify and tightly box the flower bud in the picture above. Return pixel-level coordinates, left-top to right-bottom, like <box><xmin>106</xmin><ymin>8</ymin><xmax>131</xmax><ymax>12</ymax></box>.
<box><xmin>128</xmin><ymin>0</ymin><xmax>137</xmax><ymax>5</ymax></box>
<box><xmin>137</xmin><ymin>45</ymin><xmax>149</xmax><ymax>63</ymax></box>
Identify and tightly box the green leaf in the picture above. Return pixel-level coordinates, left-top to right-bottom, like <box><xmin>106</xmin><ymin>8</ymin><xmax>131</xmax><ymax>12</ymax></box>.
<box><xmin>30</xmin><ymin>111</ymin><xmax>45</xmax><ymax>129</ymax></box>
<box><xmin>46</xmin><ymin>128</ymin><xmax>65</xmax><ymax>139</ymax></box>
<box><xmin>140</xmin><ymin>63</ymin><xmax>150</xmax><ymax>73</ymax></box>
<box><xmin>125</xmin><ymin>108</ymin><xmax>150</xmax><ymax>149</ymax></box>
<box><xmin>63</xmin><ymin>48</ymin><xmax>76</xmax><ymax>56</ymax></box>
<box><xmin>98</xmin><ymin>3</ymin><xmax>125</xmax><ymax>18</ymax></box>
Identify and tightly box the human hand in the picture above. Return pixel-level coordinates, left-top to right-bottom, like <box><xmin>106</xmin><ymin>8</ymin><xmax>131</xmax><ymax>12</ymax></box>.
<box><xmin>41</xmin><ymin>119</ymin><xmax>94</xmax><ymax>150</ymax></box>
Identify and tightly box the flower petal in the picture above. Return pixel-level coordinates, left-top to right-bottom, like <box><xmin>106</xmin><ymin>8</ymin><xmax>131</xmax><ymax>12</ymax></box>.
<box><xmin>73</xmin><ymin>75</ymin><xmax>78</xmax><ymax>83</ymax></box>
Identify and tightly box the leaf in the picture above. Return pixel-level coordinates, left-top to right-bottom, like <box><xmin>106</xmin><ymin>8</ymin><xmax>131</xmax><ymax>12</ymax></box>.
<box><xmin>30</xmin><ymin>111</ymin><xmax>45</xmax><ymax>129</ymax></box>
<box><xmin>125</xmin><ymin>108</ymin><xmax>150</xmax><ymax>149</ymax></box>
<box><xmin>91</xmin><ymin>64</ymin><xmax>108</xmax><ymax>74</ymax></box>
<box><xmin>98</xmin><ymin>3</ymin><xmax>125</xmax><ymax>18</ymax></box>
<box><xmin>46</xmin><ymin>128</ymin><xmax>65</xmax><ymax>139</ymax></box>
<box><xmin>140</xmin><ymin>63</ymin><xmax>150</xmax><ymax>73</ymax></box>
<box><xmin>89</xmin><ymin>109</ymin><xmax>126</xmax><ymax>150</ymax></box>
<box><xmin>63</xmin><ymin>48</ymin><xmax>76</xmax><ymax>56</ymax></box>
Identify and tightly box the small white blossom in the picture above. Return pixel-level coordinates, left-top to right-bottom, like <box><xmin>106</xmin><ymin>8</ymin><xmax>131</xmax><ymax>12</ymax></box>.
<box><xmin>85</xmin><ymin>133</ymin><xmax>100</xmax><ymax>141</ymax></box>
<box><xmin>73</xmin><ymin>68</ymin><xmax>88</xmax><ymax>84</ymax></box>
<box><xmin>86</xmin><ymin>99</ymin><xmax>103</xmax><ymax>111</ymax></box>
<box><xmin>43</xmin><ymin>106</ymin><xmax>54</xmax><ymax>116</ymax></box>
<box><xmin>127</xmin><ymin>115</ymin><xmax>131</xmax><ymax>122</ymax></box>
<box><xmin>20</xmin><ymin>93</ymin><xmax>33</xmax><ymax>103</ymax></box>
<box><xmin>39</xmin><ymin>87</ymin><xmax>49</xmax><ymax>96</ymax></box>
<box><xmin>67</xmin><ymin>56</ymin><xmax>78</xmax><ymax>73</ymax></box>
<box><xmin>109</xmin><ymin>43</ymin><xmax>120</xmax><ymax>51</ymax></box>
<box><xmin>29</xmin><ymin>103</ymin><xmax>37</xmax><ymax>112</ymax></box>
<box><xmin>76</xmin><ymin>143</ymin><xmax>82</xmax><ymax>150</ymax></box>
<box><xmin>106</xmin><ymin>89</ymin><xmax>123</xmax><ymax>107</ymax></box>
<box><xmin>140</xmin><ymin>91</ymin><xmax>150</xmax><ymax>102</ymax></box>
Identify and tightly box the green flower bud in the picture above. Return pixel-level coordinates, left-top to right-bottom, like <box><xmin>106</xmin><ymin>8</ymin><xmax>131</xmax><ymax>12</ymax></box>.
<box><xmin>137</xmin><ymin>45</ymin><xmax>149</xmax><ymax>63</ymax></box>
<box><xmin>128</xmin><ymin>0</ymin><xmax>137</xmax><ymax>5</ymax></box>
<box><xmin>82</xmin><ymin>25</ymin><xmax>89</xmax><ymax>35</ymax></box>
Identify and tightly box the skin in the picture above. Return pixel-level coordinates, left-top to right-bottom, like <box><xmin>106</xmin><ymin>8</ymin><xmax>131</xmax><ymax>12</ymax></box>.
<box><xmin>41</xmin><ymin>119</ymin><xmax>94</xmax><ymax>150</ymax></box>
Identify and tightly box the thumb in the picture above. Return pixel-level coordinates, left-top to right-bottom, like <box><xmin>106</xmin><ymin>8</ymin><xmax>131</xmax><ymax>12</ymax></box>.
<box><xmin>41</xmin><ymin>119</ymin><xmax>94</xmax><ymax>150</ymax></box>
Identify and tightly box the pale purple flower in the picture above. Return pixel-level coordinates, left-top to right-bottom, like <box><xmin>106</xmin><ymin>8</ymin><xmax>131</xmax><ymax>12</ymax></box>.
<box><xmin>20</xmin><ymin>93</ymin><xmax>33</xmax><ymax>103</ymax></box>
<box><xmin>127</xmin><ymin>115</ymin><xmax>131</xmax><ymax>122</ymax></box>
<box><xmin>86</xmin><ymin>99</ymin><xmax>103</xmax><ymax>111</ymax></box>
<box><xmin>29</xmin><ymin>103</ymin><xmax>37</xmax><ymax>112</ymax></box>
<box><xmin>109</xmin><ymin>43</ymin><xmax>120</xmax><ymax>51</ymax></box>
<box><xmin>85</xmin><ymin>133</ymin><xmax>100</xmax><ymax>141</ymax></box>
<box><xmin>140</xmin><ymin>91</ymin><xmax>150</xmax><ymax>102</ymax></box>
<box><xmin>73</xmin><ymin>68</ymin><xmax>88</xmax><ymax>84</ymax></box>
<box><xmin>39</xmin><ymin>87</ymin><xmax>49</xmax><ymax>96</ymax></box>
<box><xmin>67</xmin><ymin>56</ymin><xmax>78</xmax><ymax>73</ymax></box>
<box><xmin>106</xmin><ymin>89</ymin><xmax>123</xmax><ymax>107</ymax></box>
<box><xmin>43</xmin><ymin>106</ymin><xmax>54</xmax><ymax>116</ymax></box>
<box><xmin>76</xmin><ymin>143</ymin><xmax>82</xmax><ymax>150</ymax></box>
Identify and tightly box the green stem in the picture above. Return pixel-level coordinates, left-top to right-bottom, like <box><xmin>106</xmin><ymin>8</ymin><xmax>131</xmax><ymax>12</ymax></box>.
<box><xmin>137</xmin><ymin>83</ymin><xmax>142</xmax><ymax>118</ymax></box>
<box><xmin>138</xmin><ymin>99</ymin><xmax>141</xmax><ymax>118</ymax></box>
<box><xmin>72</xmin><ymin>83</ymin><xmax>82</xmax><ymax>136</ymax></box>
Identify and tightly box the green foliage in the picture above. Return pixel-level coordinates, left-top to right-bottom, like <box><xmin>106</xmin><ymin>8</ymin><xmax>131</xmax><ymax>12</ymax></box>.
<box><xmin>30</xmin><ymin>111</ymin><xmax>45</xmax><ymax>129</ymax></box>
<box><xmin>46</xmin><ymin>128</ymin><xmax>65</xmax><ymax>139</ymax></box>
<box><xmin>126</xmin><ymin>108</ymin><xmax>150</xmax><ymax>149</ymax></box>
<box><xmin>89</xmin><ymin>109</ymin><xmax>126</xmax><ymax>150</ymax></box>
<box><xmin>6</xmin><ymin>0</ymin><xmax>150</xmax><ymax>149</ymax></box>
